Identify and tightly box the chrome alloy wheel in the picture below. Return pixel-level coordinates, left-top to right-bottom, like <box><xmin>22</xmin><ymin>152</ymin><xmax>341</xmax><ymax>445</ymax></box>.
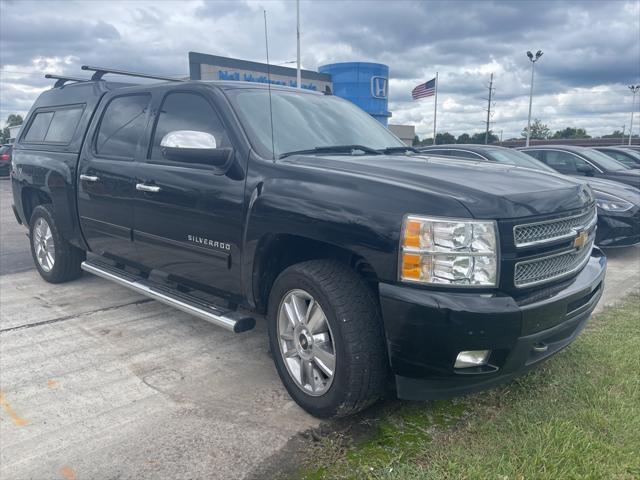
<box><xmin>33</xmin><ymin>217</ymin><xmax>55</xmax><ymax>272</ymax></box>
<box><xmin>277</xmin><ymin>289</ymin><xmax>336</xmax><ymax>396</ymax></box>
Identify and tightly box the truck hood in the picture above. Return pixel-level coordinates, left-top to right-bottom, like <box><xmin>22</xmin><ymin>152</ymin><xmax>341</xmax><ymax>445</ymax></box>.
<box><xmin>283</xmin><ymin>154</ymin><xmax>593</xmax><ymax>218</ymax></box>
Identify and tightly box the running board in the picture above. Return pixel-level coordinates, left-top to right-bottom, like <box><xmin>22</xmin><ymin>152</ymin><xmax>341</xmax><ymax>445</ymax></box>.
<box><xmin>81</xmin><ymin>259</ymin><xmax>255</xmax><ymax>333</ymax></box>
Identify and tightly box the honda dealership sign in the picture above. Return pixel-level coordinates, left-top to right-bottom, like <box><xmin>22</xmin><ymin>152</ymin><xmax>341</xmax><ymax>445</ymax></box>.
<box><xmin>189</xmin><ymin>52</ymin><xmax>332</xmax><ymax>92</ymax></box>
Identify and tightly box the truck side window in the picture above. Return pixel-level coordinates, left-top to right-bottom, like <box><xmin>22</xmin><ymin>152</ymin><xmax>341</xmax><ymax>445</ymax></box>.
<box><xmin>96</xmin><ymin>94</ymin><xmax>150</xmax><ymax>159</ymax></box>
<box><xmin>24</xmin><ymin>112</ymin><xmax>54</xmax><ymax>142</ymax></box>
<box><xmin>150</xmin><ymin>92</ymin><xmax>228</xmax><ymax>162</ymax></box>
<box><xmin>23</xmin><ymin>107</ymin><xmax>85</xmax><ymax>144</ymax></box>
<box><xmin>45</xmin><ymin>107</ymin><xmax>84</xmax><ymax>143</ymax></box>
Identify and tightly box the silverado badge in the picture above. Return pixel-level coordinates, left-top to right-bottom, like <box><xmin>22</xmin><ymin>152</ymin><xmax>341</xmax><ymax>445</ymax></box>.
<box><xmin>187</xmin><ymin>235</ymin><xmax>231</xmax><ymax>251</ymax></box>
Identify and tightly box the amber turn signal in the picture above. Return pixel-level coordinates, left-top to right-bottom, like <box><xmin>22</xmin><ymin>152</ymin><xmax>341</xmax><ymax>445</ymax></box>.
<box><xmin>403</xmin><ymin>219</ymin><xmax>421</xmax><ymax>248</ymax></box>
<box><xmin>401</xmin><ymin>252</ymin><xmax>422</xmax><ymax>280</ymax></box>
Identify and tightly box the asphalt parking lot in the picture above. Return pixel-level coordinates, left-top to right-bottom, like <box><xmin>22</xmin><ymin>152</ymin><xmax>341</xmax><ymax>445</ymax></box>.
<box><xmin>0</xmin><ymin>176</ymin><xmax>638</xmax><ymax>480</ymax></box>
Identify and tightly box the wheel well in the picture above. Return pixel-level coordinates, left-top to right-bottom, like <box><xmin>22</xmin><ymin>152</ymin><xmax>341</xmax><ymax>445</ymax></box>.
<box><xmin>252</xmin><ymin>234</ymin><xmax>379</xmax><ymax>313</ymax></box>
<box><xmin>21</xmin><ymin>188</ymin><xmax>52</xmax><ymax>223</ymax></box>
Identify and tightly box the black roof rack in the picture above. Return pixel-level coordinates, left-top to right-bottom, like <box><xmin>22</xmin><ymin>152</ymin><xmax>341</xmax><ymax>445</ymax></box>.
<box><xmin>81</xmin><ymin>65</ymin><xmax>184</xmax><ymax>82</ymax></box>
<box><xmin>45</xmin><ymin>74</ymin><xmax>91</xmax><ymax>88</ymax></box>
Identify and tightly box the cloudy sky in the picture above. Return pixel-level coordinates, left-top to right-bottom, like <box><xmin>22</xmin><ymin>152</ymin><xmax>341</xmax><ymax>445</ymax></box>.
<box><xmin>1</xmin><ymin>0</ymin><xmax>639</xmax><ymax>139</ymax></box>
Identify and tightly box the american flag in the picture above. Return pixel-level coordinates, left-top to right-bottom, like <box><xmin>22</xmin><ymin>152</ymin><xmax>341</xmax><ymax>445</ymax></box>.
<box><xmin>412</xmin><ymin>78</ymin><xmax>436</xmax><ymax>100</ymax></box>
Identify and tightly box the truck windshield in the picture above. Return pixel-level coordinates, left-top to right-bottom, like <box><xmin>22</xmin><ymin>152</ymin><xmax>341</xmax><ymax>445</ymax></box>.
<box><xmin>225</xmin><ymin>88</ymin><xmax>405</xmax><ymax>159</ymax></box>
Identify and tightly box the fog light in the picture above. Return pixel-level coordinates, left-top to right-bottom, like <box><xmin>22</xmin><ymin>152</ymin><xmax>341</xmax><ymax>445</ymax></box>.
<box><xmin>455</xmin><ymin>350</ymin><xmax>491</xmax><ymax>369</ymax></box>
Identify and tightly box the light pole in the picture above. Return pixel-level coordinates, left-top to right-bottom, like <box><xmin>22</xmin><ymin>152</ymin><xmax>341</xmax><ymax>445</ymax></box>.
<box><xmin>296</xmin><ymin>0</ymin><xmax>301</xmax><ymax>89</ymax></box>
<box><xmin>525</xmin><ymin>50</ymin><xmax>543</xmax><ymax>147</ymax></box>
<box><xmin>628</xmin><ymin>85</ymin><xmax>640</xmax><ymax>145</ymax></box>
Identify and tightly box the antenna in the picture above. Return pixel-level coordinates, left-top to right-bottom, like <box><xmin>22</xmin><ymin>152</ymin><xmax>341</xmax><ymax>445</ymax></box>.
<box><xmin>264</xmin><ymin>10</ymin><xmax>276</xmax><ymax>161</ymax></box>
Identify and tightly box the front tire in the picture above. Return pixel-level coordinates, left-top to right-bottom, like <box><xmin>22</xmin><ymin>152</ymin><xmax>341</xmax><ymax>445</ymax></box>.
<box><xmin>29</xmin><ymin>204</ymin><xmax>85</xmax><ymax>283</ymax></box>
<box><xmin>267</xmin><ymin>260</ymin><xmax>388</xmax><ymax>418</ymax></box>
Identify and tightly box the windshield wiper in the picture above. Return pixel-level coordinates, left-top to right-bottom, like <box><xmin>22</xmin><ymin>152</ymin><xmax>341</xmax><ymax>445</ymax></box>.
<box><xmin>279</xmin><ymin>144</ymin><xmax>382</xmax><ymax>159</ymax></box>
<box><xmin>378</xmin><ymin>146</ymin><xmax>419</xmax><ymax>155</ymax></box>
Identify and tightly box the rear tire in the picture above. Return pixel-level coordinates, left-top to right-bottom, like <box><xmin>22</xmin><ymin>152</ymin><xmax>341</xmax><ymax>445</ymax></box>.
<box><xmin>29</xmin><ymin>204</ymin><xmax>85</xmax><ymax>283</ymax></box>
<box><xmin>267</xmin><ymin>260</ymin><xmax>388</xmax><ymax>418</ymax></box>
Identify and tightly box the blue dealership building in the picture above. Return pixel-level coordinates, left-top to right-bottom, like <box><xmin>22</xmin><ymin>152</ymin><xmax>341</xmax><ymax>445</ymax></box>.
<box><xmin>189</xmin><ymin>52</ymin><xmax>392</xmax><ymax>126</ymax></box>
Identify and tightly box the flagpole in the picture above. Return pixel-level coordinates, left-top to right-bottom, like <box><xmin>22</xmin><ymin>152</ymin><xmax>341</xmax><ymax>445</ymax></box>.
<box><xmin>433</xmin><ymin>72</ymin><xmax>438</xmax><ymax>144</ymax></box>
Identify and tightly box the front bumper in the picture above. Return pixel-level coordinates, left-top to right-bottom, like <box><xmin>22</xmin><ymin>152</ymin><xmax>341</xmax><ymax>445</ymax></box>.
<box><xmin>596</xmin><ymin>207</ymin><xmax>640</xmax><ymax>247</ymax></box>
<box><xmin>379</xmin><ymin>248</ymin><xmax>606</xmax><ymax>401</ymax></box>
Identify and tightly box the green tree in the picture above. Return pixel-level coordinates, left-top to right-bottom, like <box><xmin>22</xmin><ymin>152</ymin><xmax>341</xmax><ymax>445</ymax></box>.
<box><xmin>1</xmin><ymin>114</ymin><xmax>24</xmax><ymax>143</ymax></box>
<box><xmin>552</xmin><ymin>127</ymin><xmax>590</xmax><ymax>139</ymax></box>
<box><xmin>436</xmin><ymin>132</ymin><xmax>456</xmax><ymax>144</ymax></box>
<box><xmin>521</xmin><ymin>118</ymin><xmax>551</xmax><ymax>140</ymax></box>
<box><xmin>412</xmin><ymin>135</ymin><xmax>420</xmax><ymax>146</ymax></box>
<box><xmin>456</xmin><ymin>133</ymin><xmax>471</xmax><ymax>144</ymax></box>
<box><xmin>602</xmin><ymin>130</ymin><xmax>625</xmax><ymax>138</ymax></box>
<box><xmin>470</xmin><ymin>131</ymin><xmax>499</xmax><ymax>144</ymax></box>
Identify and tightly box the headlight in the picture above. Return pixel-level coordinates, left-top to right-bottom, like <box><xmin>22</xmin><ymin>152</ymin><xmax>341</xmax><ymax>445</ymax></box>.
<box><xmin>594</xmin><ymin>190</ymin><xmax>633</xmax><ymax>212</ymax></box>
<box><xmin>400</xmin><ymin>216</ymin><xmax>498</xmax><ymax>286</ymax></box>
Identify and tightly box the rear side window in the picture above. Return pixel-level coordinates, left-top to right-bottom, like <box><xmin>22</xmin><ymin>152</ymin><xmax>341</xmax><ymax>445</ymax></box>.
<box><xmin>523</xmin><ymin>150</ymin><xmax>543</xmax><ymax>160</ymax></box>
<box><xmin>542</xmin><ymin>151</ymin><xmax>577</xmax><ymax>173</ymax></box>
<box><xmin>45</xmin><ymin>108</ymin><xmax>84</xmax><ymax>142</ymax></box>
<box><xmin>24</xmin><ymin>112</ymin><xmax>54</xmax><ymax>142</ymax></box>
<box><xmin>23</xmin><ymin>106</ymin><xmax>84</xmax><ymax>144</ymax></box>
<box><xmin>96</xmin><ymin>94</ymin><xmax>150</xmax><ymax>159</ymax></box>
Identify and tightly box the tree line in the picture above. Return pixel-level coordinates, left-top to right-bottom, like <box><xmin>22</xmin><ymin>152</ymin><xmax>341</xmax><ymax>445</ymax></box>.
<box><xmin>413</xmin><ymin>119</ymin><xmax>636</xmax><ymax>146</ymax></box>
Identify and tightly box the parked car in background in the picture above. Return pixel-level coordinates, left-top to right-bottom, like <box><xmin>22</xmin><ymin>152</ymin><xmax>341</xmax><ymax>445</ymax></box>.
<box><xmin>419</xmin><ymin>144</ymin><xmax>640</xmax><ymax>248</ymax></box>
<box><xmin>585</xmin><ymin>177</ymin><xmax>640</xmax><ymax>247</ymax></box>
<box><xmin>519</xmin><ymin>145</ymin><xmax>640</xmax><ymax>188</ymax></box>
<box><xmin>418</xmin><ymin>144</ymin><xmax>557</xmax><ymax>172</ymax></box>
<box><xmin>620</xmin><ymin>145</ymin><xmax>640</xmax><ymax>153</ymax></box>
<box><xmin>0</xmin><ymin>144</ymin><xmax>13</xmax><ymax>176</ymax></box>
<box><xmin>593</xmin><ymin>146</ymin><xmax>640</xmax><ymax>169</ymax></box>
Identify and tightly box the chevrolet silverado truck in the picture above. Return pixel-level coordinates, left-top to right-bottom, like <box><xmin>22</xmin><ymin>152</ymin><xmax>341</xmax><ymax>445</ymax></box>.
<box><xmin>11</xmin><ymin>67</ymin><xmax>606</xmax><ymax>418</ymax></box>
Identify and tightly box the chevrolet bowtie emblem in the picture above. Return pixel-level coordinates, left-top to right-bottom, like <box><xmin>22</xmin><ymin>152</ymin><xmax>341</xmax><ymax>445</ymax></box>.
<box><xmin>573</xmin><ymin>230</ymin><xmax>588</xmax><ymax>249</ymax></box>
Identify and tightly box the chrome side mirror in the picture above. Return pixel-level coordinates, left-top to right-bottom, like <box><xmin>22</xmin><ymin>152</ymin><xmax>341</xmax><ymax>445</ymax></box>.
<box><xmin>160</xmin><ymin>130</ymin><xmax>232</xmax><ymax>167</ymax></box>
<box><xmin>161</xmin><ymin>130</ymin><xmax>217</xmax><ymax>150</ymax></box>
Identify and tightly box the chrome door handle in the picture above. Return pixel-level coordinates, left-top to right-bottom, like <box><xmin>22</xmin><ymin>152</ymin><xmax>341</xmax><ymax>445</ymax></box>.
<box><xmin>136</xmin><ymin>183</ymin><xmax>161</xmax><ymax>193</ymax></box>
<box><xmin>80</xmin><ymin>174</ymin><xmax>99</xmax><ymax>182</ymax></box>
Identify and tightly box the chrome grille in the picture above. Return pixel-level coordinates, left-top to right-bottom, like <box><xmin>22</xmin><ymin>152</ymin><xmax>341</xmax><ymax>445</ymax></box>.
<box><xmin>514</xmin><ymin>206</ymin><xmax>597</xmax><ymax>248</ymax></box>
<box><xmin>514</xmin><ymin>240</ymin><xmax>594</xmax><ymax>288</ymax></box>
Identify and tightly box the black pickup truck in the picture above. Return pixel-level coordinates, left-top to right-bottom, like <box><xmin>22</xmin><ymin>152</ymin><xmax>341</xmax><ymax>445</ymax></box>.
<box><xmin>11</xmin><ymin>68</ymin><xmax>606</xmax><ymax>418</ymax></box>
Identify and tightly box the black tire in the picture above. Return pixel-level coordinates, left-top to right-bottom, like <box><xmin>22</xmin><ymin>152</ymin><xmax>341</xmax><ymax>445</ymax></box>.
<box><xmin>267</xmin><ymin>260</ymin><xmax>388</xmax><ymax>418</ymax></box>
<box><xmin>29</xmin><ymin>204</ymin><xmax>85</xmax><ymax>283</ymax></box>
